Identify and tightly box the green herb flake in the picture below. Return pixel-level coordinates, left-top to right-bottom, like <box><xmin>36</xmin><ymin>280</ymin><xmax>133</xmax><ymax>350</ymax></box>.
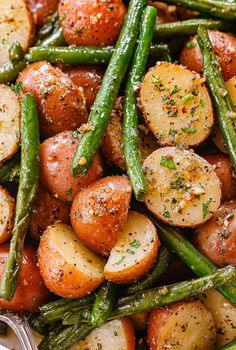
<box><xmin>160</xmin><ymin>156</ymin><xmax>177</xmax><ymax>170</ymax></box>
<box><xmin>182</xmin><ymin>93</ymin><xmax>195</xmax><ymax>104</ymax></box>
<box><xmin>72</xmin><ymin>131</ymin><xmax>79</xmax><ymax>139</ymax></box>
<box><xmin>170</xmin><ymin>85</ymin><xmax>181</xmax><ymax>96</ymax></box>
<box><xmin>186</xmin><ymin>41</ymin><xmax>196</xmax><ymax>49</ymax></box>
<box><xmin>126</xmin><ymin>249</ymin><xmax>135</xmax><ymax>255</ymax></box>
<box><xmin>66</xmin><ymin>188</ymin><xmax>72</xmax><ymax>196</ymax></box>
<box><xmin>115</xmin><ymin>256</ymin><xmax>125</xmax><ymax>265</ymax></box>
<box><xmin>129</xmin><ymin>239</ymin><xmax>141</xmax><ymax>249</ymax></box>
<box><xmin>181</xmin><ymin>127</ymin><xmax>196</xmax><ymax>134</ymax></box>
<box><xmin>114</xmin><ymin>331</ymin><xmax>118</xmax><ymax>336</ymax></box>
<box><xmin>202</xmin><ymin>198</ymin><xmax>212</xmax><ymax>219</ymax></box>
<box><xmin>171</xmin><ymin>177</ymin><xmax>184</xmax><ymax>189</ymax></box>
<box><xmin>11</xmin><ymin>82</ymin><xmax>23</xmax><ymax>94</ymax></box>
<box><xmin>163</xmin><ymin>210</ymin><xmax>171</xmax><ymax>219</ymax></box>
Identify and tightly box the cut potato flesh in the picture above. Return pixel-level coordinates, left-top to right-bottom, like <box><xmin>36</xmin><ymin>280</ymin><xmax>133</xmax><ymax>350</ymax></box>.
<box><xmin>104</xmin><ymin>211</ymin><xmax>159</xmax><ymax>284</ymax></box>
<box><xmin>199</xmin><ymin>289</ymin><xmax>236</xmax><ymax>347</ymax></box>
<box><xmin>148</xmin><ymin>300</ymin><xmax>216</xmax><ymax>350</ymax></box>
<box><xmin>0</xmin><ymin>84</ymin><xmax>20</xmax><ymax>163</ymax></box>
<box><xmin>143</xmin><ymin>147</ymin><xmax>221</xmax><ymax>227</ymax></box>
<box><xmin>140</xmin><ymin>62</ymin><xmax>214</xmax><ymax>148</ymax></box>
<box><xmin>0</xmin><ymin>186</ymin><xmax>15</xmax><ymax>244</ymax></box>
<box><xmin>0</xmin><ymin>0</ymin><xmax>34</xmax><ymax>65</ymax></box>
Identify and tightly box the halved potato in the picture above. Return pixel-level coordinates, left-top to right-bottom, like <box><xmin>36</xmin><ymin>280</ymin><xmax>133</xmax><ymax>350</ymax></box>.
<box><xmin>148</xmin><ymin>299</ymin><xmax>216</xmax><ymax>350</ymax></box>
<box><xmin>0</xmin><ymin>84</ymin><xmax>20</xmax><ymax>163</ymax></box>
<box><xmin>130</xmin><ymin>311</ymin><xmax>149</xmax><ymax>331</ymax></box>
<box><xmin>199</xmin><ymin>289</ymin><xmax>236</xmax><ymax>347</ymax></box>
<box><xmin>38</xmin><ymin>223</ymin><xmax>105</xmax><ymax>298</ymax></box>
<box><xmin>140</xmin><ymin>62</ymin><xmax>214</xmax><ymax>148</ymax></box>
<box><xmin>71</xmin><ymin>318</ymin><xmax>135</xmax><ymax>350</ymax></box>
<box><xmin>0</xmin><ymin>186</ymin><xmax>15</xmax><ymax>244</ymax></box>
<box><xmin>0</xmin><ymin>0</ymin><xmax>34</xmax><ymax>65</ymax></box>
<box><xmin>104</xmin><ymin>211</ymin><xmax>160</xmax><ymax>284</ymax></box>
<box><xmin>143</xmin><ymin>147</ymin><xmax>221</xmax><ymax>227</ymax></box>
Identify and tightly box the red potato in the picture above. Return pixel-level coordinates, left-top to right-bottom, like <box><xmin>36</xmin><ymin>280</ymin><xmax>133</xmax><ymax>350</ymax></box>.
<box><xmin>60</xmin><ymin>65</ymin><xmax>104</xmax><ymax>110</ymax></box>
<box><xmin>38</xmin><ymin>223</ymin><xmax>105</xmax><ymax>298</ymax></box>
<box><xmin>17</xmin><ymin>61</ymin><xmax>88</xmax><ymax>139</ymax></box>
<box><xmin>40</xmin><ymin>131</ymin><xmax>103</xmax><ymax>202</ymax></box>
<box><xmin>176</xmin><ymin>7</ymin><xmax>198</xmax><ymax>20</ymax></box>
<box><xmin>194</xmin><ymin>200</ymin><xmax>236</xmax><ymax>267</ymax></box>
<box><xmin>25</xmin><ymin>0</ymin><xmax>59</xmax><ymax>28</ymax></box>
<box><xmin>29</xmin><ymin>185</ymin><xmax>70</xmax><ymax>241</ymax></box>
<box><xmin>0</xmin><ymin>245</ymin><xmax>50</xmax><ymax>312</ymax></box>
<box><xmin>0</xmin><ymin>186</ymin><xmax>15</xmax><ymax>245</ymax></box>
<box><xmin>148</xmin><ymin>300</ymin><xmax>216</xmax><ymax>350</ymax></box>
<box><xmin>180</xmin><ymin>30</ymin><xmax>236</xmax><ymax>81</ymax></box>
<box><xmin>130</xmin><ymin>312</ymin><xmax>149</xmax><ymax>331</ymax></box>
<box><xmin>59</xmin><ymin>0</ymin><xmax>127</xmax><ymax>46</ymax></box>
<box><xmin>70</xmin><ymin>176</ymin><xmax>132</xmax><ymax>256</ymax></box>
<box><xmin>203</xmin><ymin>153</ymin><xmax>236</xmax><ymax>201</ymax></box>
<box><xmin>152</xmin><ymin>2</ymin><xmax>176</xmax><ymax>24</ymax></box>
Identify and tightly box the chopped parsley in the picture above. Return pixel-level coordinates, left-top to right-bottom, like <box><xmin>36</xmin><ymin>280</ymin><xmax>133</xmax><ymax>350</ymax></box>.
<box><xmin>202</xmin><ymin>198</ymin><xmax>212</xmax><ymax>219</ymax></box>
<box><xmin>115</xmin><ymin>256</ymin><xmax>125</xmax><ymax>265</ymax></box>
<box><xmin>126</xmin><ymin>249</ymin><xmax>135</xmax><ymax>255</ymax></box>
<box><xmin>186</xmin><ymin>41</ymin><xmax>196</xmax><ymax>49</ymax></box>
<box><xmin>181</xmin><ymin>127</ymin><xmax>196</xmax><ymax>134</ymax></box>
<box><xmin>163</xmin><ymin>210</ymin><xmax>171</xmax><ymax>219</ymax></box>
<box><xmin>11</xmin><ymin>82</ymin><xmax>23</xmax><ymax>94</ymax></box>
<box><xmin>66</xmin><ymin>188</ymin><xmax>72</xmax><ymax>196</ymax></box>
<box><xmin>160</xmin><ymin>156</ymin><xmax>177</xmax><ymax>170</ymax></box>
<box><xmin>171</xmin><ymin>177</ymin><xmax>184</xmax><ymax>189</ymax></box>
<box><xmin>170</xmin><ymin>85</ymin><xmax>181</xmax><ymax>96</ymax></box>
<box><xmin>182</xmin><ymin>93</ymin><xmax>195</xmax><ymax>104</ymax></box>
<box><xmin>129</xmin><ymin>239</ymin><xmax>141</xmax><ymax>249</ymax></box>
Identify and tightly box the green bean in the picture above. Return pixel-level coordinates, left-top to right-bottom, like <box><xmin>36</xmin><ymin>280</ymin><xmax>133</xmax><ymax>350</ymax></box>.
<box><xmin>38</xmin><ymin>324</ymin><xmax>65</xmax><ymax>350</ymax></box>
<box><xmin>71</xmin><ymin>0</ymin><xmax>148</xmax><ymax>177</ymax></box>
<box><xmin>0</xmin><ymin>154</ymin><xmax>20</xmax><ymax>183</ymax></box>
<box><xmin>62</xmin><ymin>307</ymin><xmax>91</xmax><ymax>326</ymax></box>
<box><xmin>124</xmin><ymin>6</ymin><xmax>157</xmax><ymax>201</ymax></box>
<box><xmin>197</xmin><ymin>26</ymin><xmax>236</xmax><ymax>172</ymax></box>
<box><xmin>8</xmin><ymin>42</ymin><xmax>25</xmax><ymax>64</ymax></box>
<box><xmin>0</xmin><ymin>321</ymin><xmax>7</xmax><ymax>336</ymax></box>
<box><xmin>27</xmin><ymin>313</ymin><xmax>49</xmax><ymax>335</ymax></box>
<box><xmin>38</xmin><ymin>27</ymin><xmax>66</xmax><ymax>47</ymax></box>
<box><xmin>221</xmin><ymin>339</ymin><xmax>236</xmax><ymax>350</ymax></box>
<box><xmin>0</xmin><ymin>59</ymin><xmax>26</xmax><ymax>84</ymax></box>
<box><xmin>0</xmin><ymin>94</ymin><xmax>40</xmax><ymax>300</ymax></box>
<box><xmin>37</xmin><ymin>12</ymin><xmax>59</xmax><ymax>41</ymax></box>
<box><xmin>124</xmin><ymin>246</ymin><xmax>172</xmax><ymax>295</ymax></box>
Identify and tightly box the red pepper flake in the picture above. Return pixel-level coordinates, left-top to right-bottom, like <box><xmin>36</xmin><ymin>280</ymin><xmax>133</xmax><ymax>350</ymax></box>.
<box><xmin>182</xmin><ymin>106</ymin><xmax>188</xmax><ymax>114</ymax></box>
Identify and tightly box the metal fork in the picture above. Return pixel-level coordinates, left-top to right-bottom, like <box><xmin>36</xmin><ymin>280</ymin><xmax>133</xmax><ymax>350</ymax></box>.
<box><xmin>0</xmin><ymin>310</ymin><xmax>38</xmax><ymax>350</ymax></box>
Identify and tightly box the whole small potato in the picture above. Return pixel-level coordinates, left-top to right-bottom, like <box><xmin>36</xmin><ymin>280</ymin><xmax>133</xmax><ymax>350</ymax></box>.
<box><xmin>26</xmin><ymin>0</ymin><xmax>59</xmax><ymax>28</ymax></box>
<box><xmin>0</xmin><ymin>245</ymin><xmax>50</xmax><ymax>312</ymax></box>
<box><xmin>59</xmin><ymin>0</ymin><xmax>127</xmax><ymax>46</ymax></box>
<box><xmin>180</xmin><ymin>30</ymin><xmax>236</xmax><ymax>81</ymax></box>
<box><xmin>70</xmin><ymin>176</ymin><xmax>132</xmax><ymax>256</ymax></box>
<box><xmin>40</xmin><ymin>131</ymin><xmax>104</xmax><ymax>202</ymax></box>
<box><xmin>194</xmin><ymin>200</ymin><xmax>236</xmax><ymax>267</ymax></box>
<box><xmin>17</xmin><ymin>61</ymin><xmax>88</xmax><ymax>139</ymax></box>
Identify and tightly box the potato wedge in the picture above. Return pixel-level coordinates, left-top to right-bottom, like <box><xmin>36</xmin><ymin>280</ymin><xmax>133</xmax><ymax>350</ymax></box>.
<box><xmin>148</xmin><ymin>299</ymin><xmax>216</xmax><ymax>350</ymax></box>
<box><xmin>140</xmin><ymin>62</ymin><xmax>214</xmax><ymax>148</ymax></box>
<box><xmin>0</xmin><ymin>186</ymin><xmax>15</xmax><ymax>245</ymax></box>
<box><xmin>0</xmin><ymin>0</ymin><xmax>34</xmax><ymax>65</ymax></box>
<box><xmin>199</xmin><ymin>289</ymin><xmax>236</xmax><ymax>347</ymax></box>
<box><xmin>71</xmin><ymin>318</ymin><xmax>135</xmax><ymax>350</ymax></box>
<box><xmin>0</xmin><ymin>84</ymin><xmax>20</xmax><ymax>163</ymax></box>
<box><xmin>143</xmin><ymin>147</ymin><xmax>221</xmax><ymax>227</ymax></box>
<box><xmin>104</xmin><ymin>211</ymin><xmax>160</xmax><ymax>284</ymax></box>
<box><xmin>38</xmin><ymin>223</ymin><xmax>105</xmax><ymax>298</ymax></box>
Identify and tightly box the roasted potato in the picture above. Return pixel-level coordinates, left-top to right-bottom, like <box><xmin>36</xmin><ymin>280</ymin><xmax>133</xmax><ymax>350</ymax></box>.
<box><xmin>70</xmin><ymin>176</ymin><xmax>132</xmax><ymax>256</ymax></box>
<box><xmin>59</xmin><ymin>0</ymin><xmax>127</xmax><ymax>46</ymax></box>
<box><xmin>29</xmin><ymin>185</ymin><xmax>70</xmax><ymax>241</ymax></box>
<box><xmin>148</xmin><ymin>299</ymin><xmax>216</xmax><ymax>350</ymax></box>
<box><xmin>152</xmin><ymin>2</ymin><xmax>176</xmax><ymax>24</ymax></box>
<box><xmin>26</xmin><ymin>0</ymin><xmax>59</xmax><ymax>28</ymax></box>
<box><xmin>17</xmin><ymin>61</ymin><xmax>88</xmax><ymax>139</ymax></box>
<box><xmin>140</xmin><ymin>62</ymin><xmax>214</xmax><ymax>148</ymax></box>
<box><xmin>0</xmin><ymin>245</ymin><xmax>50</xmax><ymax>312</ymax></box>
<box><xmin>130</xmin><ymin>311</ymin><xmax>149</xmax><ymax>331</ymax></box>
<box><xmin>180</xmin><ymin>30</ymin><xmax>236</xmax><ymax>81</ymax></box>
<box><xmin>143</xmin><ymin>147</ymin><xmax>221</xmax><ymax>227</ymax></box>
<box><xmin>40</xmin><ymin>131</ymin><xmax>103</xmax><ymax>202</ymax></box>
<box><xmin>194</xmin><ymin>200</ymin><xmax>236</xmax><ymax>267</ymax></box>
<box><xmin>0</xmin><ymin>0</ymin><xmax>35</xmax><ymax>65</ymax></box>
<box><xmin>104</xmin><ymin>211</ymin><xmax>160</xmax><ymax>284</ymax></box>
<box><xmin>0</xmin><ymin>186</ymin><xmax>15</xmax><ymax>245</ymax></box>
<box><xmin>38</xmin><ymin>223</ymin><xmax>105</xmax><ymax>298</ymax></box>
<box><xmin>0</xmin><ymin>84</ymin><xmax>20</xmax><ymax>163</ymax></box>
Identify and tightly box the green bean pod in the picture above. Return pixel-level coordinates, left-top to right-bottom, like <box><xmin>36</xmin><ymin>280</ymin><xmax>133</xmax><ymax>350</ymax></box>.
<box><xmin>0</xmin><ymin>154</ymin><xmax>20</xmax><ymax>183</ymax></box>
<box><xmin>38</xmin><ymin>27</ymin><xmax>66</xmax><ymax>47</ymax></box>
<box><xmin>62</xmin><ymin>307</ymin><xmax>91</xmax><ymax>326</ymax></box>
<box><xmin>0</xmin><ymin>59</ymin><xmax>26</xmax><ymax>84</ymax></box>
<box><xmin>221</xmin><ymin>339</ymin><xmax>236</xmax><ymax>350</ymax></box>
<box><xmin>37</xmin><ymin>12</ymin><xmax>59</xmax><ymax>41</ymax></box>
<box><xmin>8</xmin><ymin>42</ymin><xmax>25</xmax><ymax>64</ymax></box>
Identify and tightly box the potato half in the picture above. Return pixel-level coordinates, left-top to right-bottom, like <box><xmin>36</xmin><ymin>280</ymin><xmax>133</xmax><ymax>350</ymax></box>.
<box><xmin>0</xmin><ymin>0</ymin><xmax>34</xmax><ymax>65</ymax></box>
<box><xmin>143</xmin><ymin>147</ymin><xmax>221</xmax><ymax>227</ymax></box>
<box><xmin>0</xmin><ymin>84</ymin><xmax>20</xmax><ymax>163</ymax></box>
<box><xmin>104</xmin><ymin>211</ymin><xmax>160</xmax><ymax>284</ymax></box>
<box><xmin>148</xmin><ymin>299</ymin><xmax>216</xmax><ymax>350</ymax></box>
<box><xmin>140</xmin><ymin>62</ymin><xmax>214</xmax><ymax>148</ymax></box>
<box><xmin>0</xmin><ymin>186</ymin><xmax>15</xmax><ymax>244</ymax></box>
<box><xmin>38</xmin><ymin>223</ymin><xmax>105</xmax><ymax>298</ymax></box>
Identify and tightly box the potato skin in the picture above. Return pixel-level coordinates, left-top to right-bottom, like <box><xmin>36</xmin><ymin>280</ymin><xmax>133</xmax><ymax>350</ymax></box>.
<box><xmin>26</xmin><ymin>0</ymin><xmax>59</xmax><ymax>28</ymax></box>
<box><xmin>18</xmin><ymin>61</ymin><xmax>88</xmax><ymax>139</ymax></box>
<box><xmin>152</xmin><ymin>2</ymin><xmax>176</xmax><ymax>24</ymax></box>
<box><xmin>29</xmin><ymin>185</ymin><xmax>70</xmax><ymax>241</ymax></box>
<box><xmin>180</xmin><ymin>30</ymin><xmax>236</xmax><ymax>81</ymax></box>
<box><xmin>0</xmin><ymin>186</ymin><xmax>15</xmax><ymax>245</ymax></box>
<box><xmin>203</xmin><ymin>153</ymin><xmax>236</xmax><ymax>201</ymax></box>
<box><xmin>40</xmin><ymin>131</ymin><xmax>103</xmax><ymax>202</ymax></box>
<box><xmin>70</xmin><ymin>176</ymin><xmax>132</xmax><ymax>256</ymax></box>
<box><xmin>0</xmin><ymin>245</ymin><xmax>50</xmax><ymax>312</ymax></box>
<box><xmin>194</xmin><ymin>200</ymin><xmax>236</xmax><ymax>267</ymax></box>
<box><xmin>59</xmin><ymin>0</ymin><xmax>126</xmax><ymax>46</ymax></box>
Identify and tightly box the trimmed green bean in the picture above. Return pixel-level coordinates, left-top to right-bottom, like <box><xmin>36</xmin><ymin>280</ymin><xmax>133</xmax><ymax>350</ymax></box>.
<box><xmin>37</xmin><ymin>12</ymin><xmax>59</xmax><ymax>41</ymax></box>
<box><xmin>38</xmin><ymin>27</ymin><xmax>66</xmax><ymax>47</ymax></box>
<box><xmin>221</xmin><ymin>339</ymin><xmax>236</xmax><ymax>350</ymax></box>
<box><xmin>28</xmin><ymin>313</ymin><xmax>49</xmax><ymax>335</ymax></box>
<box><xmin>0</xmin><ymin>94</ymin><xmax>40</xmax><ymax>300</ymax></box>
<box><xmin>0</xmin><ymin>59</ymin><xmax>26</xmax><ymax>84</ymax></box>
<box><xmin>8</xmin><ymin>42</ymin><xmax>24</xmax><ymax>64</ymax></box>
<box><xmin>0</xmin><ymin>154</ymin><xmax>20</xmax><ymax>183</ymax></box>
<box><xmin>62</xmin><ymin>307</ymin><xmax>91</xmax><ymax>326</ymax></box>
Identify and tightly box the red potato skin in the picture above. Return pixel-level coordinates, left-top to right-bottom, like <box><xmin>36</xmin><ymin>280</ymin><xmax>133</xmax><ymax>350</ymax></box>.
<box><xmin>40</xmin><ymin>131</ymin><xmax>104</xmax><ymax>202</ymax></box>
<box><xmin>17</xmin><ymin>61</ymin><xmax>88</xmax><ymax>139</ymax></box>
<box><xmin>59</xmin><ymin>0</ymin><xmax>127</xmax><ymax>46</ymax></box>
<box><xmin>0</xmin><ymin>245</ymin><xmax>50</xmax><ymax>312</ymax></box>
<box><xmin>25</xmin><ymin>0</ymin><xmax>59</xmax><ymax>28</ymax></box>
<box><xmin>29</xmin><ymin>185</ymin><xmax>70</xmax><ymax>241</ymax></box>
<box><xmin>152</xmin><ymin>2</ymin><xmax>176</xmax><ymax>24</ymax></box>
<box><xmin>122</xmin><ymin>317</ymin><xmax>136</xmax><ymax>350</ymax></box>
<box><xmin>180</xmin><ymin>30</ymin><xmax>236</xmax><ymax>81</ymax></box>
<box><xmin>203</xmin><ymin>153</ymin><xmax>236</xmax><ymax>201</ymax></box>
<box><xmin>0</xmin><ymin>187</ymin><xmax>15</xmax><ymax>245</ymax></box>
<box><xmin>70</xmin><ymin>176</ymin><xmax>132</xmax><ymax>256</ymax></box>
<box><xmin>194</xmin><ymin>200</ymin><xmax>236</xmax><ymax>267</ymax></box>
<box><xmin>60</xmin><ymin>65</ymin><xmax>104</xmax><ymax>110</ymax></box>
